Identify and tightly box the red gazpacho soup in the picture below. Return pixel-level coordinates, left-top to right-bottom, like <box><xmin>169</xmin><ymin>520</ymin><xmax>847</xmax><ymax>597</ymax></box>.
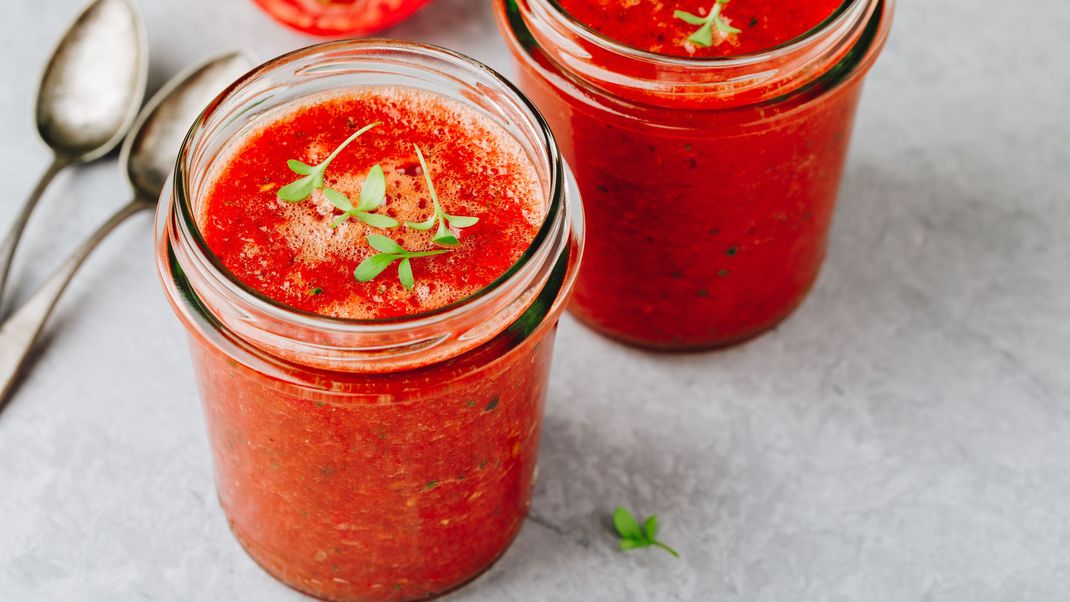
<box><xmin>200</xmin><ymin>88</ymin><xmax>543</xmax><ymax>319</ymax></box>
<box><xmin>556</xmin><ymin>0</ymin><xmax>843</xmax><ymax>58</ymax></box>
<box><xmin>158</xmin><ymin>46</ymin><xmax>579</xmax><ymax>602</ymax></box>
<box><xmin>497</xmin><ymin>0</ymin><xmax>892</xmax><ymax>348</ymax></box>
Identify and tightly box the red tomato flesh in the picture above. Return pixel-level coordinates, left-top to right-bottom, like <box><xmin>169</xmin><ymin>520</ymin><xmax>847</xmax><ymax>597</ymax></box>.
<box><xmin>252</xmin><ymin>0</ymin><xmax>434</xmax><ymax>36</ymax></box>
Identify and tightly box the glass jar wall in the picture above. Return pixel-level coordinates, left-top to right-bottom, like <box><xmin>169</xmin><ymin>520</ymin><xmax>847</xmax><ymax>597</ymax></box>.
<box><xmin>155</xmin><ymin>40</ymin><xmax>582</xmax><ymax>602</ymax></box>
<box><xmin>496</xmin><ymin>0</ymin><xmax>893</xmax><ymax>349</ymax></box>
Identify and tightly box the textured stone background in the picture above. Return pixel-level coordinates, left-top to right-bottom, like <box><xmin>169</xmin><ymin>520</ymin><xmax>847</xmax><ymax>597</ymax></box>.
<box><xmin>1</xmin><ymin>0</ymin><xmax>1069</xmax><ymax>600</ymax></box>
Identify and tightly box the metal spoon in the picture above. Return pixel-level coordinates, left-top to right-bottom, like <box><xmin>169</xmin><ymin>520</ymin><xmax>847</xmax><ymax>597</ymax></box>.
<box><xmin>0</xmin><ymin>0</ymin><xmax>148</xmax><ymax>306</ymax></box>
<box><xmin>0</xmin><ymin>50</ymin><xmax>256</xmax><ymax>409</ymax></box>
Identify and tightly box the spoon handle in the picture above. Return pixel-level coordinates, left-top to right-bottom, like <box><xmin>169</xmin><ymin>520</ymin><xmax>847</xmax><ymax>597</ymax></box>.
<box><xmin>0</xmin><ymin>156</ymin><xmax>72</xmax><ymax>309</ymax></box>
<box><xmin>0</xmin><ymin>197</ymin><xmax>150</xmax><ymax>411</ymax></box>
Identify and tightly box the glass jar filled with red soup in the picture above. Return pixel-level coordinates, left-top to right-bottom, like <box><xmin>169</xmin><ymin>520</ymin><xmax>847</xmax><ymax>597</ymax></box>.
<box><xmin>496</xmin><ymin>0</ymin><xmax>893</xmax><ymax>349</ymax></box>
<box><xmin>155</xmin><ymin>41</ymin><xmax>582</xmax><ymax>602</ymax></box>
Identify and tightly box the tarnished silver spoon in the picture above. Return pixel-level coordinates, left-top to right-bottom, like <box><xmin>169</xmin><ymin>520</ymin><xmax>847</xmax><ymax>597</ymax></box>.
<box><xmin>0</xmin><ymin>0</ymin><xmax>148</xmax><ymax>306</ymax></box>
<box><xmin>0</xmin><ymin>50</ymin><xmax>256</xmax><ymax>409</ymax></box>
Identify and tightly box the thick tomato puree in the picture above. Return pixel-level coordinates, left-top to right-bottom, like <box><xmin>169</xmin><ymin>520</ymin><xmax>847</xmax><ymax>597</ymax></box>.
<box><xmin>499</xmin><ymin>0</ymin><xmax>883</xmax><ymax>348</ymax></box>
<box><xmin>556</xmin><ymin>0</ymin><xmax>844</xmax><ymax>57</ymax></box>
<box><xmin>200</xmin><ymin>87</ymin><xmax>543</xmax><ymax>319</ymax></box>
<box><xmin>189</xmin><ymin>86</ymin><xmax>557</xmax><ymax>602</ymax></box>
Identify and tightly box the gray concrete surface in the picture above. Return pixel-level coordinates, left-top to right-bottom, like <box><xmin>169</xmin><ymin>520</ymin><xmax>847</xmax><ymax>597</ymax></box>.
<box><xmin>1</xmin><ymin>0</ymin><xmax>1068</xmax><ymax>600</ymax></box>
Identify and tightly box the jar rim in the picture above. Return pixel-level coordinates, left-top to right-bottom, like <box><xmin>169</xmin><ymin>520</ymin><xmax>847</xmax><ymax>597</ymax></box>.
<box><xmin>506</xmin><ymin>0</ymin><xmax>888</xmax><ymax>109</ymax></box>
<box><xmin>536</xmin><ymin>0</ymin><xmax>860</xmax><ymax>66</ymax></box>
<box><xmin>171</xmin><ymin>38</ymin><xmax>567</xmax><ymax>333</ymax></box>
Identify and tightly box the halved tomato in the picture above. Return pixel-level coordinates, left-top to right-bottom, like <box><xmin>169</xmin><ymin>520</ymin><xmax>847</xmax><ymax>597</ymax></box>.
<box><xmin>252</xmin><ymin>0</ymin><xmax>434</xmax><ymax>36</ymax></box>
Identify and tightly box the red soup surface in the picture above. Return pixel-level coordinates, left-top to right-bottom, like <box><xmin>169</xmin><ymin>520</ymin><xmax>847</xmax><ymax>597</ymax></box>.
<box><xmin>201</xmin><ymin>88</ymin><xmax>543</xmax><ymax>318</ymax></box>
<box><xmin>498</xmin><ymin>0</ymin><xmax>886</xmax><ymax>348</ymax></box>
<box><xmin>191</xmin><ymin>87</ymin><xmax>556</xmax><ymax>602</ymax></box>
<box><xmin>556</xmin><ymin>0</ymin><xmax>844</xmax><ymax>57</ymax></box>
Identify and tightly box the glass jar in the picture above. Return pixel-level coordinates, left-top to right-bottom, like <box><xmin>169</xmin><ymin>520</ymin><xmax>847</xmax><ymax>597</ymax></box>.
<box><xmin>496</xmin><ymin>0</ymin><xmax>893</xmax><ymax>349</ymax></box>
<box><xmin>155</xmin><ymin>40</ymin><xmax>582</xmax><ymax>602</ymax></box>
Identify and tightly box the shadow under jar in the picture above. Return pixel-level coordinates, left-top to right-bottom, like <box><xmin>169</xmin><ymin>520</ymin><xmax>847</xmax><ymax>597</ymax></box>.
<box><xmin>155</xmin><ymin>40</ymin><xmax>582</xmax><ymax>602</ymax></box>
<box><xmin>495</xmin><ymin>0</ymin><xmax>894</xmax><ymax>350</ymax></box>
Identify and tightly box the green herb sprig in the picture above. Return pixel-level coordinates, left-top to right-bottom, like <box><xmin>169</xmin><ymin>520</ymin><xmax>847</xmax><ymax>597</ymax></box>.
<box><xmin>612</xmin><ymin>507</ymin><xmax>680</xmax><ymax>558</ymax></box>
<box><xmin>277</xmin><ymin>126</ymin><xmax>476</xmax><ymax>291</ymax></box>
<box><xmin>278</xmin><ymin>121</ymin><xmax>380</xmax><ymax>203</ymax></box>
<box><xmin>674</xmin><ymin>0</ymin><xmax>741</xmax><ymax>47</ymax></box>
<box><xmin>404</xmin><ymin>144</ymin><xmax>479</xmax><ymax>246</ymax></box>
<box><xmin>326</xmin><ymin>165</ymin><xmax>399</xmax><ymax>229</ymax></box>
<box><xmin>354</xmin><ymin>234</ymin><xmax>451</xmax><ymax>290</ymax></box>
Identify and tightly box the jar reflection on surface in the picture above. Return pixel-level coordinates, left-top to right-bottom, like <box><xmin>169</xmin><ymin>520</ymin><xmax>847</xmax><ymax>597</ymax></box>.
<box><xmin>496</xmin><ymin>0</ymin><xmax>893</xmax><ymax>349</ymax></box>
<box><xmin>155</xmin><ymin>40</ymin><xmax>582</xmax><ymax>602</ymax></box>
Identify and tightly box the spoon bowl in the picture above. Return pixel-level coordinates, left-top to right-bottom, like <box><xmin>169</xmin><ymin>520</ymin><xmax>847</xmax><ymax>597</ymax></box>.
<box><xmin>122</xmin><ymin>51</ymin><xmax>257</xmax><ymax>200</ymax></box>
<box><xmin>36</xmin><ymin>0</ymin><xmax>148</xmax><ymax>163</ymax></box>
